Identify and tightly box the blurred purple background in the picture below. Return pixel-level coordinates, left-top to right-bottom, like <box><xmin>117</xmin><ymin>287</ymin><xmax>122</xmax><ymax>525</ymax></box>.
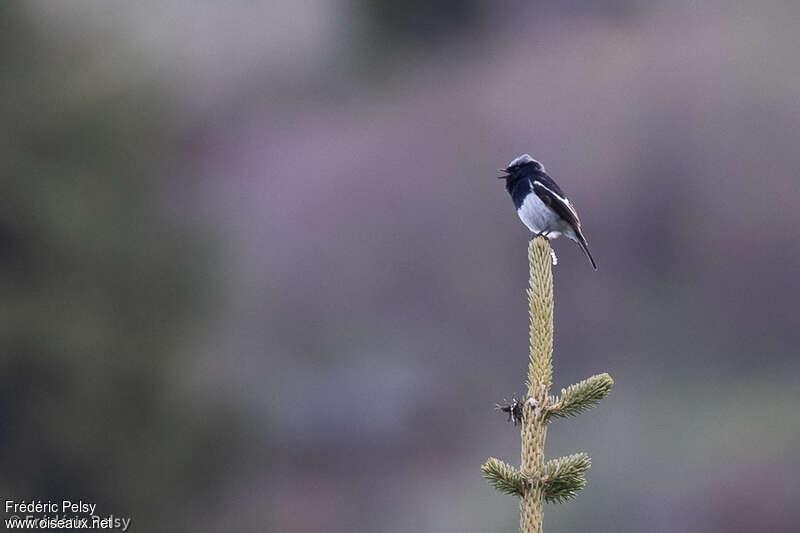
<box><xmin>2</xmin><ymin>1</ymin><xmax>799</xmax><ymax>532</ymax></box>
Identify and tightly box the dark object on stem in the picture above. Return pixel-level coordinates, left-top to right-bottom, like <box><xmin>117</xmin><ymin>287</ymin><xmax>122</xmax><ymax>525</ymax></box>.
<box><xmin>496</xmin><ymin>396</ymin><xmax>524</xmax><ymax>426</ymax></box>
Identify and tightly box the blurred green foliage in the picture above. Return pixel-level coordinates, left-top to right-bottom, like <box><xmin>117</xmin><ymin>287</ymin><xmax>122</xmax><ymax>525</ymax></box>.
<box><xmin>351</xmin><ymin>0</ymin><xmax>482</xmax><ymax>69</ymax></box>
<box><xmin>354</xmin><ymin>0</ymin><xmax>480</xmax><ymax>45</ymax></box>
<box><xmin>0</xmin><ymin>3</ymin><xmax>236</xmax><ymax>530</ymax></box>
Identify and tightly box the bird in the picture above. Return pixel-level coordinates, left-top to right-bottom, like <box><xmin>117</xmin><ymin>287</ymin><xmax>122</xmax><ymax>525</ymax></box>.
<box><xmin>498</xmin><ymin>154</ymin><xmax>597</xmax><ymax>270</ymax></box>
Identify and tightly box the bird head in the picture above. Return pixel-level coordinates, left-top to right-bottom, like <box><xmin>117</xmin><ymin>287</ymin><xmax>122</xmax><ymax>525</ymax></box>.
<box><xmin>497</xmin><ymin>154</ymin><xmax>544</xmax><ymax>180</ymax></box>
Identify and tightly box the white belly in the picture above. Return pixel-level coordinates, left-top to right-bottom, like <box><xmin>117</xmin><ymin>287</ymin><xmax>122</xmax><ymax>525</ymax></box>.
<box><xmin>517</xmin><ymin>193</ymin><xmax>568</xmax><ymax>239</ymax></box>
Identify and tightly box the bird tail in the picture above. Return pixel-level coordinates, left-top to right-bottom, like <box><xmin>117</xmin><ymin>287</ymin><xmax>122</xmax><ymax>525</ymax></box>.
<box><xmin>575</xmin><ymin>231</ymin><xmax>597</xmax><ymax>270</ymax></box>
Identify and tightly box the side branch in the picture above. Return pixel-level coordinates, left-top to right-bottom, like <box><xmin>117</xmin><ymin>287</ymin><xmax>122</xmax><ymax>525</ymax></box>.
<box><xmin>541</xmin><ymin>453</ymin><xmax>591</xmax><ymax>504</ymax></box>
<box><xmin>546</xmin><ymin>373</ymin><xmax>614</xmax><ymax>420</ymax></box>
<box><xmin>482</xmin><ymin>457</ymin><xmax>528</xmax><ymax>497</ymax></box>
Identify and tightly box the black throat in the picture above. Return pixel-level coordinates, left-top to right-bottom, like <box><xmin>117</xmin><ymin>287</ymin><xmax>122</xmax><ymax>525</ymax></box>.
<box><xmin>505</xmin><ymin>174</ymin><xmax>533</xmax><ymax>210</ymax></box>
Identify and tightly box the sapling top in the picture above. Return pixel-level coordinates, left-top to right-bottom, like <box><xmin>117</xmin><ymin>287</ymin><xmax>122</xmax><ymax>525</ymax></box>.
<box><xmin>482</xmin><ymin>237</ymin><xmax>612</xmax><ymax>533</ymax></box>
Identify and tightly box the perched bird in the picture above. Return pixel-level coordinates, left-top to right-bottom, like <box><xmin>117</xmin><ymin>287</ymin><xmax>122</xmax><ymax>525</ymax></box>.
<box><xmin>498</xmin><ymin>154</ymin><xmax>597</xmax><ymax>270</ymax></box>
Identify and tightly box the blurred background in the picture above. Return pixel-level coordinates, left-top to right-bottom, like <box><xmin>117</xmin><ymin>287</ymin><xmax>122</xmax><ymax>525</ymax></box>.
<box><xmin>2</xmin><ymin>1</ymin><xmax>799</xmax><ymax>531</ymax></box>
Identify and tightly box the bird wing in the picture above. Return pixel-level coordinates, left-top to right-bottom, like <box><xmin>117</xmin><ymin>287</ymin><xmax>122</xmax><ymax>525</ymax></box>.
<box><xmin>531</xmin><ymin>179</ymin><xmax>582</xmax><ymax>229</ymax></box>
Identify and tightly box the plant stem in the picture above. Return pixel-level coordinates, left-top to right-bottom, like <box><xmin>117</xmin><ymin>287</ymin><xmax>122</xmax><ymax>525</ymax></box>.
<box><xmin>482</xmin><ymin>237</ymin><xmax>612</xmax><ymax>529</ymax></box>
<box><xmin>520</xmin><ymin>237</ymin><xmax>554</xmax><ymax>533</ymax></box>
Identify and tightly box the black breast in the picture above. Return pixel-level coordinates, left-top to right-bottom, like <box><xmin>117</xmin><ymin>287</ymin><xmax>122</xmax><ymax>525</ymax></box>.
<box><xmin>507</xmin><ymin>177</ymin><xmax>532</xmax><ymax>210</ymax></box>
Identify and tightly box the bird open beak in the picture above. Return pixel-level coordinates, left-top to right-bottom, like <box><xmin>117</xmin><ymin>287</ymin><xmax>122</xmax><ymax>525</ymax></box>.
<box><xmin>497</xmin><ymin>168</ymin><xmax>509</xmax><ymax>179</ymax></box>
